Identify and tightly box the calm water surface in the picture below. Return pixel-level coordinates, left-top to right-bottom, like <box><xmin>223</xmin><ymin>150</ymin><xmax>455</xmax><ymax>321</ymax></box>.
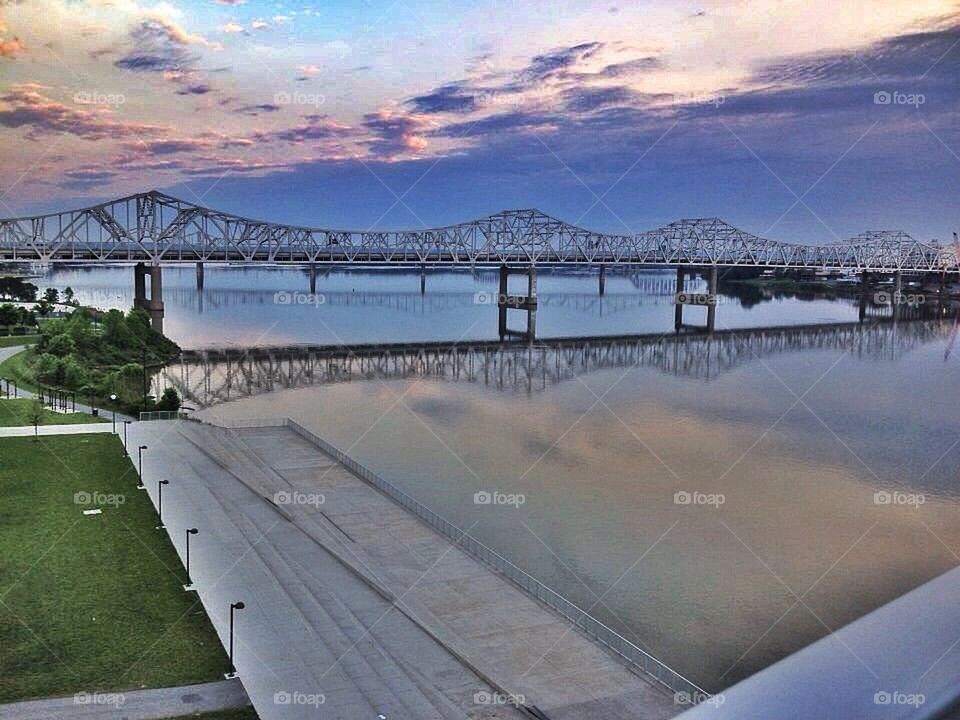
<box><xmin>44</xmin><ymin>265</ymin><xmax>960</xmax><ymax>691</ymax></box>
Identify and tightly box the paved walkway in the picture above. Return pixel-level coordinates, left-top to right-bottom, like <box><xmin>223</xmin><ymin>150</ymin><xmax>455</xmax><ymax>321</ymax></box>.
<box><xmin>0</xmin><ymin>345</ymin><xmax>137</xmax><ymax>423</ymax></box>
<box><xmin>131</xmin><ymin>419</ymin><xmax>678</xmax><ymax>720</ymax></box>
<box><xmin>0</xmin><ymin>422</ymin><xmax>115</xmax><ymax>437</ymax></box>
<box><xmin>0</xmin><ymin>679</ymin><xmax>248</xmax><ymax>720</ymax></box>
<box><xmin>129</xmin><ymin>420</ymin><xmax>530</xmax><ymax>720</ymax></box>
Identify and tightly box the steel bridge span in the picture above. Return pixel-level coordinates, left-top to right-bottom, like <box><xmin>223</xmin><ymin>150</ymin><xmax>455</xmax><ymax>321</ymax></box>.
<box><xmin>159</xmin><ymin>317</ymin><xmax>954</xmax><ymax>408</ymax></box>
<box><xmin>4</xmin><ymin>190</ymin><xmax>956</xmax><ymax>335</ymax></box>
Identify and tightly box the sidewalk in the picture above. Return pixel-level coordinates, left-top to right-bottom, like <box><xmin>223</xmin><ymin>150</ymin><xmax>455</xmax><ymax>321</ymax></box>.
<box><xmin>0</xmin><ymin>678</ymin><xmax>248</xmax><ymax>720</ymax></box>
<box><xmin>131</xmin><ymin>419</ymin><xmax>678</xmax><ymax>720</ymax></box>
<box><xmin>0</xmin><ymin>422</ymin><xmax>115</xmax><ymax>437</ymax></box>
<box><xmin>128</xmin><ymin>420</ymin><xmax>529</xmax><ymax>720</ymax></box>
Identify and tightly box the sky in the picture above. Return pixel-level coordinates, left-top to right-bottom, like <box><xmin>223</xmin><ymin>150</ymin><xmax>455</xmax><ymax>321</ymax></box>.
<box><xmin>0</xmin><ymin>0</ymin><xmax>958</xmax><ymax>242</ymax></box>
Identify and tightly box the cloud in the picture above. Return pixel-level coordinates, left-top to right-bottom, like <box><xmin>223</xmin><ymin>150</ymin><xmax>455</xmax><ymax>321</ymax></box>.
<box><xmin>234</xmin><ymin>103</ymin><xmax>281</xmax><ymax>115</ymax></box>
<box><xmin>250</xmin><ymin>19</ymin><xmax>269</xmax><ymax>30</ymax></box>
<box><xmin>563</xmin><ymin>85</ymin><xmax>638</xmax><ymax>112</ymax></box>
<box><xmin>114</xmin><ymin>18</ymin><xmax>207</xmax><ymax>73</ymax></box>
<box><xmin>265</xmin><ymin>114</ymin><xmax>350</xmax><ymax>143</ymax></box>
<box><xmin>221</xmin><ymin>22</ymin><xmax>244</xmax><ymax>34</ymax></box>
<box><xmin>213</xmin><ymin>0</ymin><xmax>245</xmax><ymax>4</ymax></box>
<box><xmin>128</xmin><ymin>138</ymin><xmax>213</xmax><ymax>155</ymax></box>
<box><xmin>0</xmin><ymin>85</ymin><xmax>167</xmax><ymax>140</ymax></box>
<box><xmin>176</xmin><ymin>83</ymin><xmax>213</xmax><ymax>95</ymax></box>
<box><xmin>363</xmin><ymin>111</ymin><xmax>431</xmax><ymax>157</ymax></box>
<box><xmin>0</xmin><ymin>35</ymin><xmax>24</xmax><ymax>58</ymax></box>
<box><xmin>408</xmin><ymin>84</ymin><xmax>481</xmax><ymax>114</ymax></box>
<box><xmin>523</xmin><ymin>42</ymin><xmax>602</xmax><ymax>82</ymax></box>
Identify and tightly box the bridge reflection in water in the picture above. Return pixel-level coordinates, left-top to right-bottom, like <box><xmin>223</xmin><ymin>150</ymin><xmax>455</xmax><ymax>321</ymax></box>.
<box><xmin>159</xmin><ymin>313</ymin><xmax>957</xmax><ymax>408</ymax></box>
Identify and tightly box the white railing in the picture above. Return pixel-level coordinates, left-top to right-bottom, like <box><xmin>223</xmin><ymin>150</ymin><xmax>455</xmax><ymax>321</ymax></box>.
<box><xmin>199</xmin><ymin>413</ymin><xmax>710</xmax><ymax>702</ymax></box>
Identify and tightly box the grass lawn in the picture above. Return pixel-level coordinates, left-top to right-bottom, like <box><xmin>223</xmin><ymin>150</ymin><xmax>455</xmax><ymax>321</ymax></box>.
<box><xmin>0</xmin><ymin>434</ymin><xmax>228</xmax><ymax>702</ymax></box>
<box><xmin>166</xmin><ymin>707</ymin><xmax>260</xmax><ymax>719</ymax></box>
<box><xmin>0</xmin><ymin>398</ymin><xmax>106</xmax><ymax>427</ymax></box>
<box><xmin>0</xmin><ymin>335</ymin><xmax>39</xmax><ymax>348</ymax></box>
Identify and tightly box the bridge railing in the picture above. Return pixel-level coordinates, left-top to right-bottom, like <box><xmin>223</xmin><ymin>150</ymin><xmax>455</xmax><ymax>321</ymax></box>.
<box><xmin>195</xmin><ymin>412</ymin><xmax>710</xmax><ymax>703</ymax></box>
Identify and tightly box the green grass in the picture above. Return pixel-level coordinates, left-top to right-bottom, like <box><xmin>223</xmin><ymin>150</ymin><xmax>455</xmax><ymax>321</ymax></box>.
<box><xmin>0</xmin><ymin>399</ymin><xmax>106</xmax><ymax>427</ymax></box>
<box><xmin>0</xmin><ymin>434</ymin><xmax>229</xmax><ymax>702</ymax></box>
<box><xmin>0</xmin><ymin>334</ymin><xmax>39</xmax><ymax>348</ymax></box>
<box><xmin>165</xmin><ymin>708</ymin><xmax>260</xmax><ymax>720</ymax></box>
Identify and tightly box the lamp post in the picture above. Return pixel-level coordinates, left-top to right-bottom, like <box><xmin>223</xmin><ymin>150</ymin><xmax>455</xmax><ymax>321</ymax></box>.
<box><xmin>184</xmin><ymin>528</ymin><xmax>198</xmax><ymax>591</ymax></box>
<box><xmin>122</xmin><ymin>420</ymin><xmax>131</xmax><ymax>456</ymax></box>
<box><xmin>227</xmin><ymin>601</ymin><xmax>245</xmax><ymax>678</ymax></box>
<box><xmin>109</xmin><ymin>393</ymin><xmax>117</xmax><ymax>433</ymax></box>
<box><xmin>137</xmin><ymin>445</ymin><xmax>148</xmax><ymax>489</ymax></box>
<box><xmin>155</xmin><ymin>479</ymin><xmax>169</xmax><ymax>529</ymax></box>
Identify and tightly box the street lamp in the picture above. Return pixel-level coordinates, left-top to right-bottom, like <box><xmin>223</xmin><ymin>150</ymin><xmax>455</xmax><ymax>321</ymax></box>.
<box><xmin>137</xmin><ymin>445</ymin><xmax>148</xmax><ymax>489</ymax></box>
<box><xmin>226</xmin><ymin>601</ymin><xmax>245</xmax><ymax>678</ymax></box>
<box><xmin>183</xmin><ymin>528</ymin><xmax>198</xmax><ymax>591</ymax></box>
<box><xmin>122</xmin><ymin>420</ymin><xmax>131</xmax><ymax>456</ymax></box>
<box><xmin>155</xmin><ymin>479</ymin><xmax>169</xmax><ymax>529</ymax></box>
<box><xmin>109</xmin><ymin>393</ymin><xmax>117</xmax><ymax>433</ymax></box>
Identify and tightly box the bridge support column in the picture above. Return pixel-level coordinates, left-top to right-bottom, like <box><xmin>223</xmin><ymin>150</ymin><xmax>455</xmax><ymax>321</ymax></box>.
<box><xmin>706</xmin><ymin>266</ymin><xmax>718</xmax><ymax>332</ymax></box>
<box><xmin>134</xmin><ymin>262</ymin><xmax>148</xmax><ymax>310</ymax></box>
<box><xmin>859</xmin><ymin>271</ymin><xmax>871</xmax><ymax>322</ymax></box>
<box><xmin>148</xmin><ymin>264</ymin><xmax>164</xmax><ymax>334</ymax></box>
<box><xmin>673</xmin><ymin>266</ymin><xmax>717</xmax><ymax>333</ymax></box>
<box><xmin>674</xmin><ymin>267</ymin><xmax>685</xmax><ymax>331</ymax></box>
<box><xmin>420</xmin><ymin>264</ymin><xmax>426</xmax><ymax>295</ymax></box>
<box><xmin>599</xmin><ymin>264</ymin><xmax>606</xmax><ymax>296</ymax></box>
<box><xmin>893</xmin><ymin>270</ymin><xmax>902</xmax><ymax>322</ymax></box>
<box><xmin>196</xmin><ymin>262</ymin><xmax>204</xmax><ymax>290</ymax></box>
<box><xmin>497</xmin><ymin>264</ymin><xmax>537</xmax><ymax>342</ymax></box>
<box><xmin>309</xmin><ymin>264</ymin><xmax>317</xmax><ymax>295</ymax></box>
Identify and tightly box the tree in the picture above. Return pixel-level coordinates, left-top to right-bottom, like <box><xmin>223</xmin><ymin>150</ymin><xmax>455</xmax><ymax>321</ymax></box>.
<box><xmin>0</xmin><ymin>303</ymin><xmax>17</xmax><ymax>329</ymax></box>
<box><xmin>157</xmin><ymin>387</ymin><xmax>181</xmax><ymax>411</ymax></box>
<box><xmin>26</xmin><ymin>398</ymin><xmax>45</xmax><ymax>440</ymax></box>
<box><xmin>63</xmin><ymin>287</ymin><xmax>75</xmax><ymax>305</ymax></box>
<box><xmin>36</xmin><ymin>300</ymin><xmax>52</xmax><ymax>317</ymax></box>
<box><xmin>42</xmin><ymin>288</ymin><xmax>60</xmax><ymax>305</ymax></box>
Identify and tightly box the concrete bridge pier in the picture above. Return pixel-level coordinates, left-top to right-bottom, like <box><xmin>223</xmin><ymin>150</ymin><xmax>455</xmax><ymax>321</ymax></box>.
<box><xmin>196</xmin><ymin>262</ymin><xmax>205</xmax><ymax>290</ymax></box>
<box><xmin>674</xmin><ymin>266</ymin><xmax>718</xmax><ymax>332</ymax></box>
<box><xmin>893</xmin><ymin>270</ymin><xmax>903</xmax><ymax>322</ymax></box>
<box><xmin>420</xmin><ymin>264</ymin><xmax>426</xmax><ymax>295</ymax></box>
<box><xmin>148</xmin><ymin>264</ymin><xmax>164</xmax><ymax>334</ymax></box>
<box><xmin>599</xmin><ymin>263</ymin><xmax>606</xmax><ymax>296</ymax></box>
<box><xmin>309</xmin><ymin>264</ymin><xmax>317</xmax><ymax>295</ymax></box>
<box><xmin>859</xmin><ymin>271</ymin><xmax>872</xmax><ymax>322</ymax></box>
<box><xmin>134</xmin><ymin>262</ymin><xmax>148</xmax><ymax>310</ymax></box>
<box><xmin>497</xmin><ymin>264</ymin><xmax>538</xmax><ymax>341</ymax></box>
